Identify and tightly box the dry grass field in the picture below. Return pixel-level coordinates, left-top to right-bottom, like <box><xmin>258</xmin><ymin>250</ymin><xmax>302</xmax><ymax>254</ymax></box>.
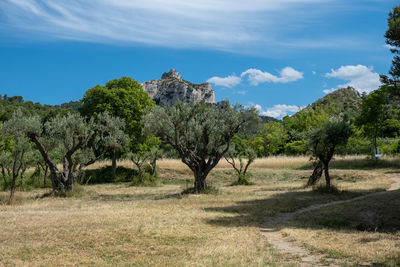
<box><xmin>0</xmin><ymin>156</ymin><xmax>399</xmax><ymax>266</ymax></box>
<box><xmin>88</xmin><ymin>155</ymin><xmax>400</xmax><ymax>171</ymax></box>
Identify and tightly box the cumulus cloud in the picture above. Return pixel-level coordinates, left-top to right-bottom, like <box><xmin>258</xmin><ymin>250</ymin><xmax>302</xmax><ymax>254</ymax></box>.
<box><xmin>241</xmin><ymin>67</ymin><xmax>303</xmax><ymax>86</ymax></box>
<box><xmin>325</xmin><ymin>65</ymin><xmax>380</xmax><ymax>94</ymax></box>
<box><xmin>254</xmin><ymin>104</ymin><xmax>302</xmax><ymax>118</ymax></box>
<box><xmin>208</xmin><ymin>66</ymin><xmax>303</xmax><ymax>87</ymax></box>
<box><xmin>207</xmin><ymin>75</ymin><xmax>241</xmax><ymax>88</ymax></box>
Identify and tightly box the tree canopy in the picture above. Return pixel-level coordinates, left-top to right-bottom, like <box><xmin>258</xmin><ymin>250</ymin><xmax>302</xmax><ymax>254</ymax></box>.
<box><xmin>144</xmin><ymin>101</ymin><xmax>259</xmax><ymax>192</ymax></box>
<box><xmin>307</xmin><ymin>120</ymin><xmax>352</xmax><ymax>189</ymax></box>
<box><xmin>381</xmin><ymin>5</ymin><xmax>400</xmax><ymax>89</ymax></box>
<box><xmin>3</xmin><ymin>110</ymin><xmax>127</xmax><ymax>194</ymax></box>
<box><xmin>80</xmin><ymin>77</ymin><xmax>155</xmax><ymax>147</ymax></box>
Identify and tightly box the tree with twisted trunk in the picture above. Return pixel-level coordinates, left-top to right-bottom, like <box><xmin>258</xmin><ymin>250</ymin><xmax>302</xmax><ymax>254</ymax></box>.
<box><xmin>4</xmin><ymin>111</ymin><xmax>127</xmax><ymax>194</ymax></box>
<box><xmin>307</xmin><ymin>120</ymin><xmax>351</xmax><ymax>189</ymax></box>
<box><xmin>144</xmin><ymin>101</ymin><xmax>259</xmax><ymax>193</ymax></box>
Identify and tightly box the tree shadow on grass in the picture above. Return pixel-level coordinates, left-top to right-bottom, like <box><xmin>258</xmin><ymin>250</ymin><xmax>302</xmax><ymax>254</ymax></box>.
<box><xmin>89</xmin><ymin>192</ymin><xmax>184</xmax><ymax>202</ymax></box>
<box><xmin>296</xmin><ymin>158</ymin><xmax>400</xmax><ymax>171</ymax></box>
<box><xmin>384</xmin><ymin>170</ymin><xmax>400</xmax><ymax>174</ymax></box>
<box><xmin>204</xmin><ymin>188</ymin><xmax>398</xmax><ymax>233</ymax></box>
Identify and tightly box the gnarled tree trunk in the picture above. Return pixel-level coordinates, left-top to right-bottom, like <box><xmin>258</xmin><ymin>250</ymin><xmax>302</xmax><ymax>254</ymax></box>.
<box><xmin>307</xmin><ymin>160</ymin><xmax>323</xmax><ymax>186</ymax></box>
<box><xmin>193</xmin><ymin>169</ymin><xmax>209</xmax><ymax>193</ymax></box>
<box><xmin>323</xmin><ymin>161</ymin><xmax>331</xmax><ymax>189</ymax></box>
<box><xmin>28</xmin><ymin>133</ymin><xmax>80</xmax><ymax>194</ymax></box>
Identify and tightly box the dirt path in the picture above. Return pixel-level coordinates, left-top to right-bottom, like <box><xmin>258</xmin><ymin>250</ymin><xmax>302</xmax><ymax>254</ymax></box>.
<box><xmin>260</xmin><ymin>174</ymin><xmax>400</xmax><ymax>266</ymax></box>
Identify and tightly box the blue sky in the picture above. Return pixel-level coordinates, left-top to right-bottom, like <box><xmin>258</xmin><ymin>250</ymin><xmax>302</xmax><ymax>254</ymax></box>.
<box><xmin>0</xmin><ymin>0</ymin><xmax>397</xmax><ymax>118</ymax></box>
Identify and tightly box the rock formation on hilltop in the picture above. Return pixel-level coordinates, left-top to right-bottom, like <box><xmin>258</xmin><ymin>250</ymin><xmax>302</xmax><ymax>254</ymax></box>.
<box><xmin>141</xmin><ymin>69</ymin><xmax>215</xmax><ymax>106</ymax></box>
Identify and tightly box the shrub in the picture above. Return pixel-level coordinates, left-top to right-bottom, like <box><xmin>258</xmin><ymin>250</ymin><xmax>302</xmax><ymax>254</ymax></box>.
<box><xmin>80</xmin><ymin>166</ymin><xmax>137</xmax><ymax>184</ymax></box>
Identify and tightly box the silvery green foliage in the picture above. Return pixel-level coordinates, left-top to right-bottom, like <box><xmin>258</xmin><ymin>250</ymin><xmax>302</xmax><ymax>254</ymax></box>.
<box><xmin>144</xmin><ymin>101</ymin><xmax>258</xmax><ymax>192</ymax></box>
<box><xmin>307</xmin><ymin>119</ymin><xmax>352</xmax><ymax>189</ymax></box>
<box><xmin>127</xmin><ymin>135</ymin><xmax>161</xmax><ymax>181</ymax></box>
<box><xmin>128</xmin><ymin>149</ymin><xmax>151</xmax><ymax>182</ymax></box>
<box><xmin>1</xmin><ymin>116</ymin><xmax>34</xmax><ymax>198</ymax></box>
<box><xmin>2</xmin><ymin>109</ymin><xmax>41</xmax><ymax>138</ymax></box>
<box><xmin>43</xmin><ymin>112</ymin><xmax>128</xmax><ymax>169</ymax></box>
<box><xmin>224</xmin><ymin>144</ymin><xmax>256</xmax><ymax>179</ymax></box>
<box><xmin>94</xmin><ymin>111</ymin><xmax>129</xmax><ymax>153</ymax></box>
<box><xmin>2</xmin><ymin>112</ymin><xmax>34</xmax><ymax>170</ymax></box>
<box><xmin>0</xmin><ymin>150</ymin><xmax>12</xmax><ymax>171</ymax></box>
<box><xmin>45</xmin><ymin>112</ymin><xmax>95</xmax><ymax>153</ymax></box>
<box><xmin>144</xmin><ymin>102</ymin><xmax>257</xmax><ymax>160</ymax></box>
<box><xmin>308</xmin><ymin>119</ymin><xmax>352</xmax><ymax>163</ymax></box>
<box><xmin>2</xmin><ymin>110</ymin><xmax>128</xmax><ymax>192</ymax></box>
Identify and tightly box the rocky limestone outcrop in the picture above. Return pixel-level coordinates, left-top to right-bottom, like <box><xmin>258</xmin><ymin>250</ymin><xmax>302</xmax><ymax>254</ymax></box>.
<box><xmin>141</xmin><ymin>69</ymin><xmax>215</xmax><ymax>106</ymax></box>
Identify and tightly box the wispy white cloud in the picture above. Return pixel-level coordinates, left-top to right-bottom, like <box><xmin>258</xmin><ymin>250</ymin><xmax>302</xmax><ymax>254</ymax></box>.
<box><xmin>241</xmin><ymin>67</ymin><xmax>303</xmax><ymax>86</ymax></box>
<box><xmin>254</xmin><ymin>103</ymin><xmax>302</xmax><ymax>118</ymax></box>
<box><xmin>0</xmin><ymin>0</ymin><xmax>369</xmax><ymax>52</ymax></box>
<box><xmin>325</xmin><ymin>64</ymin><xmax>381</xmax><ymax>94</ymax></box>
<box><xmin>207</xmin><ymin>75</ymin><xmax>241</xmax><ymax>88</ymax></box>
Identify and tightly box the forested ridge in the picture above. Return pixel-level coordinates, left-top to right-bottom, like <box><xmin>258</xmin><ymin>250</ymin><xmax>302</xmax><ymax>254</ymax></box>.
<box><xmin>2</xmin><ymin>83</ymin><xmax>400</xmax><ymax>160</ymax></box>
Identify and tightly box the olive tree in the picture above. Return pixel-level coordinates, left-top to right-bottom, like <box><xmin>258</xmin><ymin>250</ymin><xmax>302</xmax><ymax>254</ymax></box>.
<box><xmin>307</xmin><ymin>120</ymin><xmax>352</xmax><ymax>189</ymax></box>
<box><xmin>144</xmin><ymin>101</ymin><xmax>259</xmax><ymax>193</ymax></box>
<box><xmin>4</xmin><ymin>111</ymin><xmax>127</xmax><ymax>194</ymax></box>
<box><xmin>128</xmin><ymin>136</ymin><xmax>160</xmax><ymax>183</ymax></box>
<box><xmin>0</xmin><ymin>150</ymin><xmax>11</xmax><ymax>185</ymax></box>
<box><xmin>91</xmin><ymin>112</ymin><xmax>129</xmax><ymax>174</ymax></box>
<box><xmin>2</xmin><ymin>111</ymin><xmax>34</xmax><ymax>199</ymax></box>
<box><xmin>224</xmin><ymin>136</ymin><xmax>256</xmax><ymax>185</ymax></box>
<box><xmin>225</xmin><ymin>146</ymin><xmax>256</xmax><ymax>185</ymax></box>
<box><xmin>0</xmin><ymin>129</ymin><xmax>13</xmax><ymax>185</ymax></box>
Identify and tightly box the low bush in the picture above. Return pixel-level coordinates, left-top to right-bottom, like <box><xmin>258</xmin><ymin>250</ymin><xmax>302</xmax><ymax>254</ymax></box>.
<box><xmin>231</xmin><ymin>174</ymin><xmax>254</xmax><ymax>186</ymax></box>
<box><xmin>131</xmin><ymin>171</ymin><xmax>159</xmax><ymax>187</ymax></box>
<box><xmin>79</xmin><ymin>166</ymin><xmax>137</xmax><ymax>184</ymax></box>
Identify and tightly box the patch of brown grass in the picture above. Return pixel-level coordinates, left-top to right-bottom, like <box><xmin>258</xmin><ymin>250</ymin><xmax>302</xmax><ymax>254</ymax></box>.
<box><xmin>0</xmin><ymin>184</ymin><xmax>287</xmax><ymax>266</ymax></box>
<box><xmin>86</xmin><ymin>155</ymin><xmax>400</xmax><ymax>172</ymax></box>
<box><xmin>0</xmin><ymin>165</ymin><xmax>397</xmax><ymax>266</ymax></box>
<box><xmin>282</xmin><ymin>187</ymin><xmax>400</xmax><ymax>265</ymax></box>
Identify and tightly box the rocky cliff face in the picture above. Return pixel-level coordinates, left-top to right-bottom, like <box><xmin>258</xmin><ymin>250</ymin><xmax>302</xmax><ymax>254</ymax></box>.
<box><xmin>141</xmin><ymin>69</ymin><xmax>215</xmax><ymax>106</ymax></box>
